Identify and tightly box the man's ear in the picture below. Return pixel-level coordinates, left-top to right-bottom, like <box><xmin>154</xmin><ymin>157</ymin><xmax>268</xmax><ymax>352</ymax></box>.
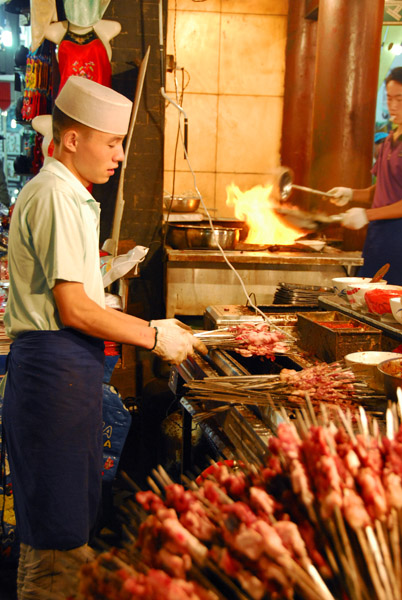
<box><xmin>62</xmin><ymin>129</ymin><xmax>79</xmax><ymax>152</ymax></box>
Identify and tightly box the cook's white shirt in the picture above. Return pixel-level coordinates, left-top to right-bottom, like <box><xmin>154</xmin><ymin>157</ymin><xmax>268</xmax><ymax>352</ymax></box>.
<box><xmin>4</xmin><ymin>157</ymin><xmax>105</xmax><ymax>340</ymax></box>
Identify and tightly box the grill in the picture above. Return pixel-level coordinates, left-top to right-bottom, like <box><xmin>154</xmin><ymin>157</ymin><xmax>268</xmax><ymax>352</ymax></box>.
<box><xmin>169</xmin><ymin>325</ymin><xmax>312</xmax><ymax>471</ymax></box>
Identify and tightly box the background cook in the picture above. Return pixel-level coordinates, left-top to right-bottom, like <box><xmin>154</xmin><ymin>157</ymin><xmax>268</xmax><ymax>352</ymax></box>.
<box><xmin>328</xmin><ymin>67</ymin><xmax>402</xmax><ymax>286</ymax></box>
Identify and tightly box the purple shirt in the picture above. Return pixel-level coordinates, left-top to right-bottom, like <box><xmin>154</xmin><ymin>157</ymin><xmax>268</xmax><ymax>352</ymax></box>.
<box><xmin>372</xmin><ymin>134</ymin><xmax>402</xmax><ymax>208</ymax></box>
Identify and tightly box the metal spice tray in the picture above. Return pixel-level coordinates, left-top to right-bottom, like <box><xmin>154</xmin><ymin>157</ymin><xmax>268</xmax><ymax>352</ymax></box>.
<box><xmin>297</xmin><ymin>311</ymin><xmax>382</xmax><ymax>362</ymax></box>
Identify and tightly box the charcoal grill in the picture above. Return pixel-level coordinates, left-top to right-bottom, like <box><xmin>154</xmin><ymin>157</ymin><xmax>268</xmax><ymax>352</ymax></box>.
<box><xmin>168</xmin><ymin>334</ymin><xmax>310</xmax><ymax>472</ymax></box>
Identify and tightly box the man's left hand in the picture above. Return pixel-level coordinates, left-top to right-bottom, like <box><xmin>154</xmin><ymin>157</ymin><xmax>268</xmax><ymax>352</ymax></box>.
<box><xmin>342</xmin><ymin>207</ymin><xmax>369</xmax><ymax>230</ymax></box>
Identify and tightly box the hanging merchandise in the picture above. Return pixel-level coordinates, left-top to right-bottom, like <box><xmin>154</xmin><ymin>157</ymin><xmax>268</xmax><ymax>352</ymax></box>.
<box><xmin>30</xmin><ymin>0</ymin><xmax>58</xmax><ymax>53</ymax></box>
<box><xmin>21</xmin><ymin>40</ymin><xmax>53</xmax><ymax>123</ymax></box>
<box><xmin>31</xmin><ymin>132</ymin><xmax>46</xmax><ymax>175</ymax></box>
<box><xmin>57</xmin><ymin>25</ymin><xmax>112</xmax><ymax>92</ymax></box>
<box><xmin>62</xmin><ymin>0</ymin><xmax>111</xmax><ymax>28</ymax></box>
<box><xmin>4</xmin><ymin>0</ymin><xmax>30</xmax><ymax>15</ymax></box>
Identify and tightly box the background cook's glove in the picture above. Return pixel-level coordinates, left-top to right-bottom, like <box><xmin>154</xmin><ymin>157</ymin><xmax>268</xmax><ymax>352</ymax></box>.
<box><xmin>342</xmin><ymin>207</ymin><xmax>369</xmax><ymax>230</ymax></box>
<box><xmin>149</xmin><ymin>318</ymin><xmax>191</xmax><ymax>331</ymax></box>
<box><xmin>151</xmin><ymin>324</ymin><xmax>208</xmax><ymax>365</ymax></box>
<box><xmin>327</xmin><ymin>187</ymin><xmax>353</xmax><ymax>206</ymax></box>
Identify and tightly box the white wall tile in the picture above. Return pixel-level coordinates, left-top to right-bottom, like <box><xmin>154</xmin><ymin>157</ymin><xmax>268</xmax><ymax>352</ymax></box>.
<box><xmin>216</xmin><ymin>95</ymin><xmax>283</xmax><ymax>173</ymax></box>
<box><xmin>166</xmin><ymin>10</ymin><xmax>220</xmax><ymax>94</ymax></box>
<box><xmin>219</xmin><ymin>14</ymin><xmax>287</xmax><ymax>96</ymax></box>
<box><xmin>164</xmin><ymin>93</ymin><xmax>218</xmax><ymax>171</ymax></box>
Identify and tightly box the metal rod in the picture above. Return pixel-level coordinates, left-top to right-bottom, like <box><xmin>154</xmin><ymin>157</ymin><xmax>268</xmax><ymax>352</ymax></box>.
<box><xmin>292</xmin><ymin>184</ymin><xmax>336</xmax><ymax>198</ymax></box>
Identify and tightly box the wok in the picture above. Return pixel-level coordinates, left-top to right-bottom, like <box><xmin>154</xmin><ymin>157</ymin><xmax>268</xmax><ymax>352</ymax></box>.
<box><xmin>275</xmin><ymin>207</ymin><xmax>344</xmax><ymax>231</ymax></box>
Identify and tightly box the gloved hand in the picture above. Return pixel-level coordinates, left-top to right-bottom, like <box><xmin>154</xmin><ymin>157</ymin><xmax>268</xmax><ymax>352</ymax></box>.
<box><xmin>149</xmin><ymin>318</ymin><xmax>192</xmax><ymax>331</ymax></box>
<box><xmin>342</xmin><ymin>207</ymin><xmax>369</xmax><ymax>230</ymax></box>
<box><xmin>327</xmin><ymin>187</ymin><xmax>354</xmax><ymax>207</ymax></box>
<box><xmin>151</xmin><ymin>324</ymin><xmax>208</xmax><ymax>365</ymax></box>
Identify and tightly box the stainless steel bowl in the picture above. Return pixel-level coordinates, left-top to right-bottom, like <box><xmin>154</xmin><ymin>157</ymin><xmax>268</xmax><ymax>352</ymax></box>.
<box><xmin>377</xmin><ymin>357</ymin><xmax>402</xmax><ymax>401</ymax></box>
<box><xmin>163</xmin><ymin>195</ymin><xmax>200</xmax><ymax>213</ymax></box>
<box><xmin>166</xmin><ymin>223</ymin><xmax>241</xmax><ymax>250</ymax></box>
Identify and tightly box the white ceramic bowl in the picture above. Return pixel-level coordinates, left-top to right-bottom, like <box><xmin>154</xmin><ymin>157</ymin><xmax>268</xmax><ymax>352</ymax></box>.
<box><xmin>346</xmin><ymin>281</ymin><xmax>388</xmax><ymax>310</ymax></box>
<box><xmin>345</xmin><ymin>351</ymin><xmax>402</xmax><ymax>391</ymax></box>
<box><xmin>332</xmin><ymin>277</ymin><xmax>377</xmax><ymax>298</ymax></box>
<box><xmin>390</xmin><ymin>297</ymin><xmax>402</xmax><ymax>324</ymax></box>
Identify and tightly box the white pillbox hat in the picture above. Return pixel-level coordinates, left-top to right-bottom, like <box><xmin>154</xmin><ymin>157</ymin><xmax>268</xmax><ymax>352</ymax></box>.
<box><xmin>55</xmin><ymin>76</ymin><xmax>133</xmax><ymax>135</ymax></box>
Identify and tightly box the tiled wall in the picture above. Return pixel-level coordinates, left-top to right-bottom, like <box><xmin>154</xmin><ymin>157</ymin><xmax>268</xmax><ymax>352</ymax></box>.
<box><xmin>164</xmin><ymin>0</ymin><xmax>289</xmax><ymax>217</ymax></box>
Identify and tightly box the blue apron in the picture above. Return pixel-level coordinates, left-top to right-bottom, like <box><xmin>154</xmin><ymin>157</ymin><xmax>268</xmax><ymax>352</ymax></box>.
<box><xmin>358</xmin><ymin>219</ymin><xmax>402</xmax><ymax>286</ymax></box>
<box><xmin>2</xmin><ymin>329</ymin><xmax>104</xmax><ymax>550</ymax></box>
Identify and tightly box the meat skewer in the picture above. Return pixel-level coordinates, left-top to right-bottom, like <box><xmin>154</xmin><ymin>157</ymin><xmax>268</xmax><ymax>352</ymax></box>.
<box><xmin>79</xmin><ymin>400</ymin><xmax>402</xmax><ymax>600</ymax></box>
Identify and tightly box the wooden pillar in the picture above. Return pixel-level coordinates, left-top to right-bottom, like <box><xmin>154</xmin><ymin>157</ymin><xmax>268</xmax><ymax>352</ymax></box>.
<box><xmin>308</xmin><ymin>0</ymin><xmax>384</xmax><ymax>238</ymax></box>
<box><xmin>280</xmin><ymin>0</ymin><xmax>317</xmax><ymax>211</ymax></box>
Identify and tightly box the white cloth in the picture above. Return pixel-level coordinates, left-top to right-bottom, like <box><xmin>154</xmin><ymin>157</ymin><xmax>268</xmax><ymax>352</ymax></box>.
<box><xmin>4</xmin><ymin>158</ymin><xmax>105</xmax><ymax>340</ymax></box>
<box><xmin>328</xmin><ymin>187</ymin><xmax>354</xmax><ymax>206</ymax></box>
<box><xmin>342</xmin><ymin>207</ymin><xmax>369</xmax><ymax>230</ymax></box>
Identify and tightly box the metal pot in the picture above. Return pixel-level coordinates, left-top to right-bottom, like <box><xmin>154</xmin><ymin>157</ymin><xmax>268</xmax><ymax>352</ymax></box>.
<box><xmin>164</xmin><ymin>195</ymin><xmax>200</xmax><ymax>213</ymax></box>
<box><xmin>377</xmin><ymin>357</ymin><xmax>402</xmax><ymax>401</ymax></box>
<box><xmin>166</xmin><ymin>223</ymin><xmax>241</xmax><ymax>250</ymax></box>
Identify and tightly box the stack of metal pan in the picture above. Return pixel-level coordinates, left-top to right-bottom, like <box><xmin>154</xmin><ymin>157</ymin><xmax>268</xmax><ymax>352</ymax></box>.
<box><xmin>273</xmin><ymin>282</ymin><xmax>333</xmax><ymax>306</ymax></box>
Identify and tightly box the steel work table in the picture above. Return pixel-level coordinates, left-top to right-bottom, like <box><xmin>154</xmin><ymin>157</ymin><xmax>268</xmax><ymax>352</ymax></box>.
<box><xmin>165</xmin><ymin>247</ymin><xmax>364</xmax><ymax>317</ymax></box>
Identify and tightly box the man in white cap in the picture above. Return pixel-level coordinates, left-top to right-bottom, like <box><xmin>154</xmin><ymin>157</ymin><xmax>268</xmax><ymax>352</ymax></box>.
<box><xmin>2</xmin><ymin>76</ymin><xmax>207</xmax><ymax>599</ymax></box>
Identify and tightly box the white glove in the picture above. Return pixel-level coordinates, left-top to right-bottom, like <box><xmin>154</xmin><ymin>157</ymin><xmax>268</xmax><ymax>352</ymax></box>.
<box><xmin>152</xmin><ymin>324</ymin><xmax>207</xmax><ymax>365</ymax></box>
<box><xmin>149</xmin><ymin>318</ymin><xmax>191</xmax><ymax>331</ymax></box>
<box><xmin>327</xmin><ymin>187</ymin><xmax>353</xmax><ymax>207</ymax></box>
<box><xmin>342</xmin><ymin>207</ymin><xmax>369</xmax><ymax>230</ymax></box>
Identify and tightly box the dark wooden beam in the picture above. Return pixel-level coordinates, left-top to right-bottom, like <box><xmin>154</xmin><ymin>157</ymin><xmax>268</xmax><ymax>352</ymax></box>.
<box><xmin>305</xmin><ymin>0</ymin><xmax>319</xmax><ymax>20</ymax></box>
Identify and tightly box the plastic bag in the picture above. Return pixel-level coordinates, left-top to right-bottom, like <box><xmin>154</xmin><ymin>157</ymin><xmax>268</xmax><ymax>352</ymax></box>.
<box><xmin>100</xmin><ymin>246</ymin><xmax>149</xmax><ymax>288</ymax></box>
<box><xmin>102</xmin><ymin>383</ymin><xmax>131</xmax><ymax>483</ymax></box>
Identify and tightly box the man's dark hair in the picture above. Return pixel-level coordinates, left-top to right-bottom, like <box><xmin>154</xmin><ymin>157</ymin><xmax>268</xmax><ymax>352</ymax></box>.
<box><xmin>52</xmin><ymin>105</ymin><xmax>91</xmax><ymax>145</ymax></box>
<box><xmin>386</xmin><ymin>67</ymin><xmax>402</xmax><ymax>86</ymax></box>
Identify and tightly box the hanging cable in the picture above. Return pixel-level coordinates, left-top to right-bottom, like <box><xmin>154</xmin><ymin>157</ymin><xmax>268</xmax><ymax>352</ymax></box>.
<box><xmin>159</xmin><ymin>0</ymin><xmax>293</xmax><ymax>337</ymax></box>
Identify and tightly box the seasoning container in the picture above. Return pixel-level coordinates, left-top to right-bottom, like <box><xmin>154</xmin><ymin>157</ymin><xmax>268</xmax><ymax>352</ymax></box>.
<box><xmin>297</xmin><ymin>311</ymin><xmax>382</xmax><ymax>362</ymax></box>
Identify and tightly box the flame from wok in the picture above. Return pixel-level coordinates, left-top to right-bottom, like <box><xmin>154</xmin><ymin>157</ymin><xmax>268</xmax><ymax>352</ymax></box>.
<box><xmin>226</xmin><ymin>182</ymin><xmax>305</xmax><ymax>245</ymax></box>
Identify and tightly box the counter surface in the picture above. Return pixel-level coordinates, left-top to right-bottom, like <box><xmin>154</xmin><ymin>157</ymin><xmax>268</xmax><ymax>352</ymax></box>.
<box><xmin>166</xmin><ymin>247</ymin><xmax>364</xmax><ymax>266</ymax></box>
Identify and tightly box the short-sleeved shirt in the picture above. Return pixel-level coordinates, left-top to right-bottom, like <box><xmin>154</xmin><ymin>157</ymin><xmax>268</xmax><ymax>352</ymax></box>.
<box><xmin>4</xmin><ymin>157</ymin><xmax>105</xmax><ymax>340</ymax></box>
<box><xmin>371</xmin><ymin>134</ymin><xmax>402</xmax><ymax>208</ymax></box>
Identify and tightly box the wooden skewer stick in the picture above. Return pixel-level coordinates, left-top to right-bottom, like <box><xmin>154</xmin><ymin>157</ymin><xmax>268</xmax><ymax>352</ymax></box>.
<box><xmin>390</xmin><ymin>508</ymin><xmax>402</xmax><ymax>596</ymax></box>
<box><xmin>332</xmin><ymin>506</ymin><xmax>364</xmax><ymax>600</ymax></box>
<box><xmin>365</xmin><ymin>525</ymin><xmax>395</xmax><ymax>600</ymax></box>
<box><xmin>375</xmin><ymin>519</ymin><xmax>398</xmax><ymax>599</ymax></box>
<box><xmin>356</xmin><ymin>527</ymin><xmax>387</xmax><ymax>600</ymax></box>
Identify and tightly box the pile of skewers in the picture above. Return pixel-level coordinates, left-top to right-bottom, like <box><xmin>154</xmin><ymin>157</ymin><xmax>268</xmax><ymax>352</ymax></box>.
<box><xmin>195</xmin><ymin>323</ymin><xmax>297</xmax><ymax>359</ymax></box>
<box><xmin>78</xmin><ymin>397</ymin><xmax>402</xmax><ymax>600</ymax></box>
<box><xmin>183</xmin><ymin>362</ymin><xmax>386</xmax><ymax>423</ymax></box>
